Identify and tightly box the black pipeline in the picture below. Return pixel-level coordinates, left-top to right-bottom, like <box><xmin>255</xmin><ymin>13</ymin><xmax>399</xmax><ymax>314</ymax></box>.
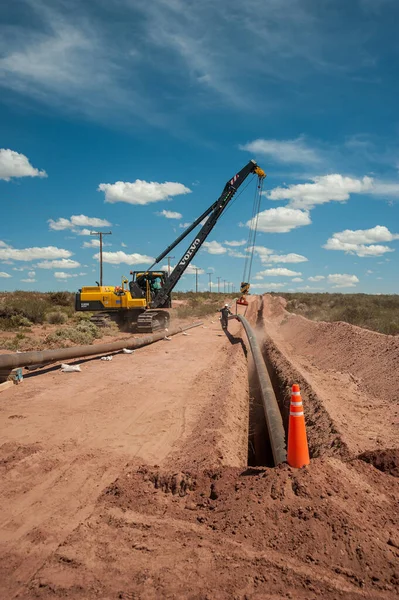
<box><xmin>234</xmin><ymin>315</ymin><xmax>287</xmax><ymax>466</ymax></box>
<box><xmin>0</xmin><ymin>321</ymin><xmax>203</xmax><ymax>382</ymax></box>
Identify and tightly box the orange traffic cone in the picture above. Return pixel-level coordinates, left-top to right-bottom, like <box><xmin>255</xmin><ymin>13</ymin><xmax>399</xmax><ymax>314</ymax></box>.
<box><xmin>287</xmin><ymin>384</ymin><xmax>310</xmax><ymax>468</ymax></box>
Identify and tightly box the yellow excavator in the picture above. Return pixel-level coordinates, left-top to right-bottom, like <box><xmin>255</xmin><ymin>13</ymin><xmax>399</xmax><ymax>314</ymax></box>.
<box><xmin>75</xmin><ymin>160</ymin><xmax>266</xmax><ymax>332</ymax></box>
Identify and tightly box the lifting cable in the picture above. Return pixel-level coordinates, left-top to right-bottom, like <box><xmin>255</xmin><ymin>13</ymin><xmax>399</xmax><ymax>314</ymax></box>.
<box><xmin>242</xmin><ymin>176</ymin><xmax>264</xmax><ymax>285</ymax></box>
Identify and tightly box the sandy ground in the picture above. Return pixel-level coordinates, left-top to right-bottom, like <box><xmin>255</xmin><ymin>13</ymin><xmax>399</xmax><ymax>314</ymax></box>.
<box><xmin>0</xmin><ymin>298</ymin><xmax>398</xmax><ymax>599</ymax></box>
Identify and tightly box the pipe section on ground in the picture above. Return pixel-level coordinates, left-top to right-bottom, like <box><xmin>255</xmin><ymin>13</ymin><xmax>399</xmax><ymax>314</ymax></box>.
<box><xmin>0</xmin><ymin>321</ymin><xmax>203</xmax><ymax>382</ymax></box>
<box><xmin>234</xmin><ymin>315</ymin><xmax>287</xmax><ymax>466</ymax></box>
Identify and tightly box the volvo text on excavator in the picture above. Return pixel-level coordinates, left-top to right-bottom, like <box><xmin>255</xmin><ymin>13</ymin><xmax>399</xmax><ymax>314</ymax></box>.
<box><xmin>75</xmin><ymin>159</ymin><xmax>266</xmax><ymax>333</ymax></box>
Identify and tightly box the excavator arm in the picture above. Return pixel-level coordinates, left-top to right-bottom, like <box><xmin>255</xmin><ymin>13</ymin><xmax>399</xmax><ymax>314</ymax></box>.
<box><xmin>150</xmin><ymin>159</ymin><xmax>265</xmax><ymax>308</ymax></box>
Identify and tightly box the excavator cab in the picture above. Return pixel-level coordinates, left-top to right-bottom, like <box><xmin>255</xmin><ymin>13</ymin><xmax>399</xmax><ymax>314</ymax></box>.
<box><xmin>129</xmin><ymin>271</ymin><xmax>168</xmax><ymax>302</ymax></box>
<box><xmin>237</xmin><ymin>281</ymin><xmax>250</xmax><ymax>306</ymax></box>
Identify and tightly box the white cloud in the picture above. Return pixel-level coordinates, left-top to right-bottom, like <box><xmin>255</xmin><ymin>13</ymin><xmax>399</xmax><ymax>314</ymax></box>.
<box><xmin>327</xmin><ymin>273</ymin><xmax>359</xmax><ymax>288</ymax></box>
<box><xmin>98</xmin><ymin>180</ymin><xmax>191</xmax><ymax>205</ymax></box>
<box><xmin>260</xmin><ymin>252</ymin><xmax>308</xmax><ymax>264</ymax></box>
<box><xmin>257</xmin><ymin>268</ymin><xmax>302</xmax><ymax>277</ymax></box>
<box><xmin>121</xmin><ymin>242</ymin><xmax>127</xmax><ymax>247</ymax></box>
<box><xmin>369</xmin><ymin>181</ymin><xmax>399</xmax><ymax>197</ymax></box>
<box><xmin>179</xmin><ymin>222</ymin><xmax>192</xmax><ymax>229</ymax></box>
<box><xmin>324</xmin><ymin>238</ymin><xmax>394</xmax><ymax>257</ymax></box>
<box><xmin>156</xmin><ymin>209</ymin><xmax>182</xmax><ymax>219</ymax></box>
<box><xmin>268</xmin><ymin>174</ymin><xmax>373</xmax><ymax>210</ymax></box>
<box><xmin>247</xmin><ymin>207</ymin><xmax>311</xmax><ymax>233</ymax></box>
<box><xmin>323</xmin><ymin>226</ymin><xmax>398</xmax><ymax>257</ymax></box>
<box><xmin>36</xmin><ymin>258</ymin><xmax>80</xmax><ymax>269</ymax></box>
<box><xmin>28</xmin><ymin>270</ymin><xmax>36</xmax><ymax>278</ymax></box>
<box><xmin>203</xmin><ymin>241</ymin><xmax>226</xmax><ymax>254</ymax></box>
<box><xmin>308</xmin><ymin>275</ymin><xmax>325</xmax><ymax>282</ymax></box>
<box><xmin>0</xmin><ymin>272</ymin><xmax>12</xmax><ymax>278</ymax></box>
<box><xmin>253</xmin><ymin>275</ymin><xmax>264</xmax><ymax>280</ymax></box>
<box><xmin>250</xmin><ymin>245</ymin><xmax>274</xmax><ymax>257</ymax></box>
<box><xmin>240</xmin><ymin>137</ymin><xmax>321</xmax><ymax>165</ymax></box>
<box><xmin>329</xmin><ymin>225</ymin><xmax>399</xmax><ymax>245</ymax></box>
<box><xmin>48</xmin><ymin>215</ymin><xmax>111</xmax><ymax>231</ymax></box>
<box><xmin>297</xmin><ymin>285</ymin><xmax>324</xmax><ymax>291</ymax></box>
<box><xmin>21</xmin><ymin>278</ymin><xmax>36</xmax><ymax>283</ymax></box>
<box><xmin>77</xmin><ymin>228</ymin><xmax>92</xmax><ymax>236</ymax></box>
<box><xmin>82</xmin><ymin>239</ymin><xmax>101</xmax><ymax>248</ymax></box>
<box><xmin>54</xmin><ymin>272</ymin><xmax>77</xmax><ymax>279</ymax></box>
<box><xmin>291</xmin><ymin>277</ymin><xmax>303</xmax><ymax>282</ymax></box>
<box><xmin>227</xmin><ymin>249</ymin><xmax>247</xmax><ymax>258</ymax></box>
<box><xmin>0</xmin><ymin>245</ymin><xmax>72</xmax><ymax>262</ymax></box>
<box><xmin>0</xmin><ymin>148</ymin><xmax>47</xmax><ymax>181</ymax></box>
<box><xmin>93</xmin><ymin>251</ymin><xmax>153</xmax><ymax>265</ymax></box>
<box><xmin>250</xmin><ymin>282</ymin><xmax>287</xmax><ymax>289</ymax></box>
<box><xmin>224</xmin><ymin>239</ymin><xmax>247</xmax><ymax>247</ymax></box>
<box><xmin>0</xmin><ymin>241</ymin><xmax>10</xmax><ymax>247</ymax></box>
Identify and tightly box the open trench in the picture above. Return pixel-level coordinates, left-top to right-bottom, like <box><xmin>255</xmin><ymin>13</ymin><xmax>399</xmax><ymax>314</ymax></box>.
<box><xmin>243</xmin><ymin>296</ymin><xmax>349</xmax><ymax>468</ymax></box>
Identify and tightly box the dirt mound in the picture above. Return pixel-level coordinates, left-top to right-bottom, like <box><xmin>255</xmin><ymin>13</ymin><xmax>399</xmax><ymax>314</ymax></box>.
<box><xmin>23</xmin><ymin>459</ymin><xmax>399</xmax><ymax>599</ymax></box>
<box><xmin>359</xmin><ymin>448</ymin><xmax>399</xmax><ymax>477</ymax></box>
<box><xmin>278</xmin><ymin>315</ymin><xmax>399</xmax><ymax>406</ymax></box>
<box><xmin>257</xmin><ymin>295</ymin><xmax>399</xmax><ymax>455</ymax></box>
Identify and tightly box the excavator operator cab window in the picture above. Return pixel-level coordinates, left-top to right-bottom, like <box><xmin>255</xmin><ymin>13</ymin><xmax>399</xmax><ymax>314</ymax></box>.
<box><xmin>129</xmin><ymin>271</ymin><xmax>166</xmax><ymax>299</ymax></box>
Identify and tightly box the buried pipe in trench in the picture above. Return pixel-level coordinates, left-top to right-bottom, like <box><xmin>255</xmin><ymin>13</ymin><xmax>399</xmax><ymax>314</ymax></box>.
<box><xmin>233</xmin><ymin>314</ymin><xmax>287</xmax><ymax>466</ymax></box>
<box><xmin>0</xmin><ymin>321</ymin><xmax>203</xmax><ymax>382</ymax></box>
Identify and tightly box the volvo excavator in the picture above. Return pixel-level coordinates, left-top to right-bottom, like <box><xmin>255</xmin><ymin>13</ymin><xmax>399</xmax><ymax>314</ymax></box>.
<box><xmin>75</xmin><ymin>159</ymin><xmax>266</xmax><ymax>333</ymax></box>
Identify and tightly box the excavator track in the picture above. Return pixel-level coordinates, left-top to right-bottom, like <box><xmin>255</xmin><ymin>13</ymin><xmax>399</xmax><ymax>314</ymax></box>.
<box><xmin>89</xmin><ymin>312</ymin><xmax>118</xmax><ymax>327</ymax></box>
<box><xmin>137</xmin><ymin>310</ymin><xmax>170</xmax><ymax>333</ymax></box>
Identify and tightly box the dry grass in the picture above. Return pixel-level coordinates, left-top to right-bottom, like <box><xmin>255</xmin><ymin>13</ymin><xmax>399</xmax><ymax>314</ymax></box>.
<box><xmin>274</xmin><ymin>292</ymin><xmax>399</xmax><ymax>335</ymax></box>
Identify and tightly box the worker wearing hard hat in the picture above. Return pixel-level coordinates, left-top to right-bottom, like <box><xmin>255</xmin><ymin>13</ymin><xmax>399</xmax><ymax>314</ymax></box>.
<box><xmin>218</xmin><ymin>303</ymin><xmax>232</xmax><ymax>330</ymax></box>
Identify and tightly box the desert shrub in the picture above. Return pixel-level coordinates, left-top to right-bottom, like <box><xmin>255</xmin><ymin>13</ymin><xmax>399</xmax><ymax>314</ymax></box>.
<box><xmin>48</xmin><ymin>291</ymin><xmax>74</xmax><ymax>306</ymax></box>
<box><xmin>0</xmin><ymin>293</ymin><xmax>47</xmax><ymax>324</ymax></box>
<box><xmin>75</xmin><ymin>320</ymin><xmax>99</xmax><ymax>337</ymax></box>
<box><xmin>280</xmin><ymin>292</ymin><xmax>399</xmax><ymax>335</ymax></box>
<box><xmin>11</xmin><ymin>315</ymin><xmax>33</xmax><ymax>327</ymax></box>
<box><xmin>0</xmin><ymin>314</ymin><xmax>32</xmax><ymax>330</ymax></box>
<box><xmin>46</xmin><ymin>311</ymin><xmax>68</xmax><ymax>325</ymax></box>
<box><xmin>46</xmin><ymin>327</ymin><xmax>92</xmax><ymax>346</ymax></box>
<box><xmin>45</xmin><ymin>321</ymin><xmax>100</xmax><ymax>346</ymax></box>
<box><xmin>74</xmin><ymin>311</ymin><xmax>93</xmax><ymax>321</ymax></box>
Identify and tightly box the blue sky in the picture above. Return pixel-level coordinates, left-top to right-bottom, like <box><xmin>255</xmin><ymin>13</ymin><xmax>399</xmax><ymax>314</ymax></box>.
<box><xmin>1</xmin><ymin>0</ymin><xmax>398</xmax><ymax>294</ymax></box>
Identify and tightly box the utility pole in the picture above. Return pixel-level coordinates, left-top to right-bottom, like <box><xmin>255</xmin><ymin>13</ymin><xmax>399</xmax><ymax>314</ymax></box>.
<box><xmin>194</xmin><ymin>268</ymin><xmax>200</xmax><ymax>293</ymax></box>
<box><xmin>207</xmin><ymin>272</ymin><xmax>212</xmax><ymax>292</ymax></box>
<box><xmin>91</xmin><ymin>230</ymin><xmax>112</xmax><ymax>286</ymax></box>
<box><xmin>217</xmin><ymin>276</ymin><xmax>221</xmax><ymax>293</ymax></box>
<box><xmin>166</xmin><ymin>255</ymin><xmax>175</xmax><ymax>276</ymax></box>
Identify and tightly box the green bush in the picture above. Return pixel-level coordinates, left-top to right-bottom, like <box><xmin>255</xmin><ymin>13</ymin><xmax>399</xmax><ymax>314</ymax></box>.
<box><xmin>46</xmin><ymin>311</ymin><xmax>68</xmax><ymax>325</ymax></box>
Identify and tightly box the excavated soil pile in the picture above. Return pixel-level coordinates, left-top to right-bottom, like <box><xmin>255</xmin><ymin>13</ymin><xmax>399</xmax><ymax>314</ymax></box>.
<box><xmin>252</xmin><ymin>295</ymin><xmax>399</xmax><ymax>456</ymax></box>
<box><xmin>22</xmin><ymin>457</ymin><xmax>399</xmax><ymax>599</ymax></box>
